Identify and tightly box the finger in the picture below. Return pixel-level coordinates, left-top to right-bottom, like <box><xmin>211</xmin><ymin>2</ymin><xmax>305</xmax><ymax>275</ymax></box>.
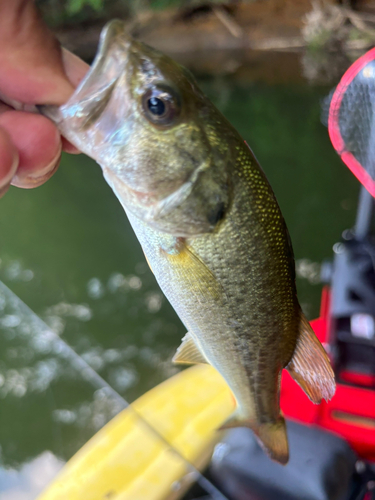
<box><xmin>62</xmin><ymin>137</ymin><xmax>81</xmax><ymax>155</ymax></box>
<box><xmin>0</xmin><ymin>100</ymin><xmax>12</xmax><ymax>113</ymax></box>
<box><xmin>0</xmin><ymin>126</ymin><xmax>18</xmax><ymax>197</ymax></box>
<box><xmin>0</xmin><ymin>8</ymin><xmax>89</xmax><ymax>106</ymax></box>
<box><xmin>0</xmin><ymin>1</ymin><xmax>74</xmax><ymax>105</ymax></box>
<box><xmin>62</xmin><ymin>48</ymin><xmax>89</xmax><ymax>89</ymax></box>
<box><xmin>0</xmin><ymin>110</ymin><xmax>61</xmax><ymax>189</ymax></box>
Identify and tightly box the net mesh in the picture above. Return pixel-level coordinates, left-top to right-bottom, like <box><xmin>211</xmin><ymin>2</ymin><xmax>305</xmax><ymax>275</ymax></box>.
<box><xmin>329</xmin><ymin>57</ymin><xmax>375</xmax><ymax>180</ymax></box>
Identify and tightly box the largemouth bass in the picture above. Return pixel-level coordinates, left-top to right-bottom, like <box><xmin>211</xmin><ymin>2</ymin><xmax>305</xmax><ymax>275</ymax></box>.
<box><xmin>42</xmin><ymin>20</ymin><xmax>335</xmax><ymax>464</ymax></box>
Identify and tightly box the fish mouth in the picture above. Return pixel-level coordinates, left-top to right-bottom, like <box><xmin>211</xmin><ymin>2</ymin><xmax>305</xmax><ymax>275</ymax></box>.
<box><xmin>66</xmin><ymin>20</ymin><xmax>131</xmax><ymax>125</ymax></box>
<box><xmin>40</xmin><ymin>20</ymin><xmax>133</xmax><ymax>159</ymax></box>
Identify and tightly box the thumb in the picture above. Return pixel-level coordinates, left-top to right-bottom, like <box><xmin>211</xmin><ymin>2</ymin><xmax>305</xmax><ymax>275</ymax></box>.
<box><xmin>0</xmin><ymin>0</ymin><xmax>85</xmax><ymax>105</ymax></box>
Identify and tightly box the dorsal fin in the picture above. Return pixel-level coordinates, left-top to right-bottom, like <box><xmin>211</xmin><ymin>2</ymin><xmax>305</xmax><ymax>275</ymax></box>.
<box><xmin>286</xmin><ymin>313</ymin><xmax>336</xmax><ymax>404</ymax></box>
<box><xmin>172</xmin><ymin>332</ymin><xmax>208</xmax><ymax>364</ymax></box>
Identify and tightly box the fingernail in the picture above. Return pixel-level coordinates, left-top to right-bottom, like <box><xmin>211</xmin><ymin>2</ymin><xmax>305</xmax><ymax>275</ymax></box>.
<box><xmin>11</xmin><ymin>144</ymin><xmax>61</xmax><ymax>189</ymax></box>
<box><xmin>62</xmin><ymin>48</ymin><xmax>89</xmax><ymax>88</ymax></box>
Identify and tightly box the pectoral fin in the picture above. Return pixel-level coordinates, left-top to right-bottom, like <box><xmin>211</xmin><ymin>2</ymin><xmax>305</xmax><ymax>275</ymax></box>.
<box><xmin>164</xmin><ymin>239</ymin><xmax>224</xmax><ymax>301</ymax></box>
<box><xmin>173</xmin><ymin>332</ymin><xmax>208</xmax><ymax>364</ymax></box>
<box><xmin>220</xmin><ymin>413</ymin><xmax>289</xmax><ymax>465</ymax></box>
<box><xmin>286</xmin><ymin>313</ymin><xmax>336</xmax><ymax>404</ymax></box>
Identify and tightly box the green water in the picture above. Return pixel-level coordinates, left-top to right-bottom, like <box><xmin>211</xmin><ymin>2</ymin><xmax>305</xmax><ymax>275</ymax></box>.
<box><xmin>0</xmin><ymin>61</ymin><xmax>359</xmax><ymax>496</ymax></box>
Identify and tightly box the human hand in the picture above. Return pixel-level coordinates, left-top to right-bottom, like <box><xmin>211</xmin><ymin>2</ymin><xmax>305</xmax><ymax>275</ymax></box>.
<box><xmin>0</xmin><ymin>0</ymin><xmax>89</xmax><ymax>197</ymax></box>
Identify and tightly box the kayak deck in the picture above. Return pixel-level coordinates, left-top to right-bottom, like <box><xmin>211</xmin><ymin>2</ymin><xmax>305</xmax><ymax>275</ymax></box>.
<box><xmin>37</xmin><ymin>364</ymin><xmax>235</xmax><ymax>500</ymax></box>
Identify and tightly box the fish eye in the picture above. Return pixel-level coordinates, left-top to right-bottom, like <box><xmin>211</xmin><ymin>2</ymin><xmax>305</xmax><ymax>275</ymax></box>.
<box><xmin>148</xmin><ymin>96</ymin><xmax>165</xmax><ymax>116</ymax></box>
<box><xmin>142</xmin><ymin>87</ymin><xmax>180</xmax><ymax>127</ymax></box>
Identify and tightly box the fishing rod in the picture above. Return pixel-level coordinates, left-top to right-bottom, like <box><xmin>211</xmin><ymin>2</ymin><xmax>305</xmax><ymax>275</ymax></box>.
<box><xmin>0</xmin><ymin>280</ymin><xmax>229</xmax><ymax>500</ymax></box>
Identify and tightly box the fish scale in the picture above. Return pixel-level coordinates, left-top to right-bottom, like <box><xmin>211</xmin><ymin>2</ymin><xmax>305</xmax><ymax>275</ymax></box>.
<box><xmin>162</xmin><ymin>141</ymin><xmax>296</xmax><ymax>418</ymax></box>
<box><xmin>40</xmin><ymin>20</ymin><xmax>336</xmax><ymax>464</ymax></box>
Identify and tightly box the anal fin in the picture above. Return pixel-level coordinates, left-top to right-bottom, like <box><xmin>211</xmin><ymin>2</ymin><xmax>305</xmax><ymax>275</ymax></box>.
<box><xmin>172</xmin><ymin>332</ymin><xmax>208</xmax><ymax>365</ymax></box>
<box><xmin>287</xmin><ymin>313</ymin><xmax>336</xmax><ymax>404</ymax></box>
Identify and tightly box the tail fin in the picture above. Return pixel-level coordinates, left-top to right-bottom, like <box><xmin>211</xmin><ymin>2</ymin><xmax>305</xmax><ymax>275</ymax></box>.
<box><xmin>287</xmin><ymin>313</ymin><xmax>336</xmax><ymax>404</ymax></box>
<box><xmin>255</xmin><ymin>417</ymin><xmax>289</xmax><ymax>465</ymax></box>
<box><xmin>220</xmin><ymin>414</ymin><xmax>289</xmax><ymax>465</ymax></box>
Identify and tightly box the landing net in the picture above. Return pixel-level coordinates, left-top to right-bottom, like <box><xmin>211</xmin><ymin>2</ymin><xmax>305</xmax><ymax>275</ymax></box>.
<box><xmin>329</xmin><ymin>47</ymin><xmax>375</xmax><ymax>197</ymax></box>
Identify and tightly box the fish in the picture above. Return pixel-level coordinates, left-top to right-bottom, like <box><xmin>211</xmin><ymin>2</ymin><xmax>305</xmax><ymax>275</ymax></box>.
<box><xmin>41</xmin><ymin>20</ymin><xmax>335</xmax><ymax>464</ymax></box>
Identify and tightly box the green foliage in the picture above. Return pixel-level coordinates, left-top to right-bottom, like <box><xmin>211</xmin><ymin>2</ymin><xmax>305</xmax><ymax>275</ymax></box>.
<box><xmin>146</xmin><ymin>0</ymin><xmax>182</xmax><ymax>11</ymax></box>
<box><xmin>37</xmin><ymin>0</ymin><xmax>117</xmax><ymax>26</ymax></box>
<box><xmin>66</xmin><ymin>0</ymin><xmax>104</xmax><ymax>15</ymax></box>
<box><xmin>37</xmin><ymin>0</ymin><xmax>248</xmax><ymax>27</ymax></box>
<box><xmin>38</xmin><ymin>0</ymin><xmax>236</xmax><ymax>23</ymax></box>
